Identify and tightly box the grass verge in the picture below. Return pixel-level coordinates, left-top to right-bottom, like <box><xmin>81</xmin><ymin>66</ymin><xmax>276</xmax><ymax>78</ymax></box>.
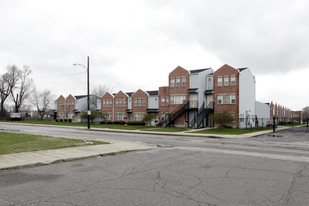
<box><xmin>141</xmin><ymin>127</ymin><xmax>190</xmax><ymax>132</ymax></box>
<box><xmin>191</xmin><ymin>127</ymin><xmax>272</xmax><ymax>135</ymax></box>
<box><xmin>0</xmin><ymin>132</ymin><xmax>108</xmax><ymax>155</ymax></box>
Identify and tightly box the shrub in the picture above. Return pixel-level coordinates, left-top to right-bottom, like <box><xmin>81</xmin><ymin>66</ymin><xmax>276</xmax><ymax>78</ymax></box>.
<box><xmin>127</xmin><ymin>121</ymin><xmax>145</xmax><ymax>126</ymax></box>
<box><xmin>113</xmin><ymin>121</ymin><xmax>126</xmax><ymax>125</ymax></box>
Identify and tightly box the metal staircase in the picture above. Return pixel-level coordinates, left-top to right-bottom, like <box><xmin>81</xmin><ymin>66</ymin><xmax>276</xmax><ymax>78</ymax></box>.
<box><xmin>159</xmin><ymin>102</ymin><xmax>189</xmax><ymax>127</ymax></box>
<box><xmin>191</xmin><ymin>101</ymin><xmax>214</xmax><ymax>128</ymax></box>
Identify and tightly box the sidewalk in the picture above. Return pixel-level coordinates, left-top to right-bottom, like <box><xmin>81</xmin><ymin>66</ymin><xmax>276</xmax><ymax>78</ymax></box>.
<box><xmin>0</xmin><ymin>140</ymin><xmax>155</xmax><ymax>171</ymax></box>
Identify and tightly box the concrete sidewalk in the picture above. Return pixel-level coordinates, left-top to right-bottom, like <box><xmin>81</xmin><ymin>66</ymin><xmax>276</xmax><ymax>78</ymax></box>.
<box><xmin>0</xmin><ymin>140</ymin><xmax>155</xmax><ymax>171</ymax></box>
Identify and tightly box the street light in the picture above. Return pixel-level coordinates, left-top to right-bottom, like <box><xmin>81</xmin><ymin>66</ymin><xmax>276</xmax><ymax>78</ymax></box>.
<box><xmin>73</xmin><ymin>56</ymin><xmax>90</xmax><ymax>129</ymax></box>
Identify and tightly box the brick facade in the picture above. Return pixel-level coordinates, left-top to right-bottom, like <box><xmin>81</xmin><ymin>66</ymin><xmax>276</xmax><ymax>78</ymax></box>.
<box><xmin>101</xmin><ymin>92</ymin><xmax>114</xmax><ymax>122</ymax></box>
<box><xmin>214</xmin><ymin>64</ymin><xmax>239</xmax><ymax>127</ymax></box>
<box><xmin>131</xmin><ymin>89</ymin><xmax>148</xmax><ymax>121</ymax></box>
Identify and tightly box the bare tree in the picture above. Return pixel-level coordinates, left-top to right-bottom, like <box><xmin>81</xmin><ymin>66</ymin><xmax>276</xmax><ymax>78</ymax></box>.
<box><xmin>303</xmin><ymin>106</ymin><xmax>309</xmax><ymax>122</ymax></box>
<box><xmin>0</xmin><ymin>65</ymin><xmax>20</xmax><ymax>118</ymax></box>
<box><xmin>90</xmin><ymin>85</ymin><xmax>113</xmax><ymax>109</ymax></box>
<box><xmin>31</xmin><ymin>89</ymin><xmax>54</xmax><ymax>119</ymax></box>
<box><xmin>91</xmin><ymin>85</ymin><xmax>113</xmax><ymax>98</ymax></box>
<box><xmin>10</xmin><ymin>65</ymin><xmax>34</xmax><ymax>112</ymax></box>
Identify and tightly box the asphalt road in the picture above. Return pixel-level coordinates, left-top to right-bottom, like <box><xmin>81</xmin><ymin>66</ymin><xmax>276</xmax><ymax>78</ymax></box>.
<box><xmin>1</xmin><ymin>124</ymin><xmax>309</xmax><ymax>206</ymax></box>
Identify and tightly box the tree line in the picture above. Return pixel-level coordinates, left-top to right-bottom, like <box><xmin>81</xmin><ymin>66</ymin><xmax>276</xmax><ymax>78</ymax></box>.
<box><xmin>0</xmin><ymin>65</ymin><xmax>54</xmax><ymax>120</ymax></box>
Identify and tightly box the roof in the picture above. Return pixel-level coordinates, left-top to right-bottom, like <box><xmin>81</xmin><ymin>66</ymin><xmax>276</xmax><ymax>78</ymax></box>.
<box><xmin>238</xmin><ymin>67</ymin><xmax>248</xmax><ymax>72</ymax></box>
<box><xmin>145</xmin><ymin>108</ymin><xmax>159</xmax><ymax>113</ymax></box>
<box><xmin>204</xmin><ymin>90</ymin><xmax>213</xmax><ymax>95</ymax></box>
<box><xmin>126</xmin><ymin>92</ymin><xmax>134</xmax><ymax>97</ymax></box>
<box><xmin>187</xmin><ymin>88</ymin><xmax>198</xmax><ymax>93</ymax></box>
<box><xmin>190</xmin><ymin>68</ymin><xmax>211</xmax><ymax>74</ymax></box>
<box><xmin>74</xmin><ymin>95</ymin><xmax>87</xmax><ymax>100</ymax></box>
<box><xmin>146</xmin><ymin>90</ymin><xmax>158</xmax><ymax>95</ymax></box>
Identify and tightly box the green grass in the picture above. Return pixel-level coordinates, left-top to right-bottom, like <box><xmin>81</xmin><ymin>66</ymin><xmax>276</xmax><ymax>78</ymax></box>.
<box><xmin>141</xmin><ymin>127</ymin><xmax>190</xmax><ymax>132</ymax></box>
<box><xmin>0</xmin><ymin>132</ymin><xmax>108</xmax><ymax>155</ymax></box>
<box><xmin>191</xmin><ymin>127</ymin><xmax>272</xmax><ymax>135</ymax></box>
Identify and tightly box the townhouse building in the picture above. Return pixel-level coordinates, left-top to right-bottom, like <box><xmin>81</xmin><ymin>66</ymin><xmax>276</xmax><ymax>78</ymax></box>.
<box><xmin>214</xmin><ymin>64</ymin><xmax>256</xmax><ymax>128</ymax></box>
<box><xmin>55</xmin><ymin>94</ymin><xmax>98</xmax><ymax>122</ymax></box>
<box><xmin>55</xmin><ymin>64</ymin><xmax>293</xmax><ymax>128</ymax></box>
<box><xmin>100</xmin><ymin>89</ymin><xmax>159</xmax><ymax>125</ymax></box>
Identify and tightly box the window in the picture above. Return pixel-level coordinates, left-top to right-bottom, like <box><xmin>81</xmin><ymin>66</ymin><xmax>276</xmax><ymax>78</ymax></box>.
<box><xmin>116</xmin><ymin>113</ymin><xmax>125</xmax><ymax>120</ymax></box>
<box><xmin>170</xmin><ymin>95</ymin><xmax>186</xmax><ymax>104</ymax></box>
<box><xmin>109</xmin><ymin>100</ymin><xmax>112</xmax><ymax>107</ymax></box>
<box><xmin>138</xmin><ymin>98</ymin><xmax>141</xmax><ymax>106</ymax></box>
<box><xmin>119</xmin><ymin>99</ymin><xmax>122</xmax><ymax>107</ymax></box>
<box><xmin>218</xmin><ymin>95</ymin><xmax>223</xmax><ymax>104</ymax></box>
<box><xmin>170</xmin><ymin>77</ymin><xmax>175</xmax><ymax>87</ymax></box>
<box><xmin>134</xmin><ymin>112</ymin><xmax>144</xmax><ymax>121</ymax></box>
<box><xmin>142</xmin><ymin>97</ymin><xmax>146</xmax><ymax>106</ymax></box>
<box><xmin>182</xmin><ymin>76</ymin><xmax>186</xmax><ymax>86</ymax></box>
<box><xmin>217</xmin><ymin>94</ymin><xmax>236</xmax><ymax>104</ymax></box>
<box><xmin>161</xmin><ymin>97</ymin><xmax>165</xmax><ymax>106</ymax></box>
<box><xmin>224</xmin><ymin>75</ymin><xmax>229</xmax><ymax>86</ymax></box>
<box><xmin>123</xmin><ymin>99</ymin><xmax>126</xmax><ymax>107</ymax></box>
<box><xmin>170</xmin><ymin>96</ymin><xmax>175</xmax><ymax>104</ymax></box>
<box><xmin>176</xmin><ymin>77</ymin><xmax>180</xmax><ymax>87</ymax></box>
<box><xmin>102</xmin><ymin>100</ymin><xmax>105</xmax><ymax>107</ymax></box>
<box><xmin>230</xmin><ymin>75</ymin><xmax>236</xmax><ymax>86</ymax></box>
<box><xmin>115</xmin><ymin>99</ymin><xmax>118</xmax><ymax>107</ymax></box>
<box><xmin>166</xmin><ymin>96</ymin><xmax>169</xmax><ymax>106</ymax></box>
<box><xmin>239</xmin><ymin>114</ymin><xmax>244</xmax><ymax>122</ymax></box>
<box><xmin>218</xmin><ymin>76</ymin><xmax>222</xmax><ymax>86</ymax></box>
<box><xmin>134</xmin><ymin>98</ymin><xmax>137</xmax><ymax>107</ymax></box>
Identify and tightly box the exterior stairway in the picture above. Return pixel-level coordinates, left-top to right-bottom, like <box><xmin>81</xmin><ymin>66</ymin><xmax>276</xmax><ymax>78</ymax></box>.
<box><xmin>190</xmin><ymin>101</ymin><xmax>214</xmax><ymax>128</ymax></box>
<box><xmin>159</xmin><ymin>102</ymin><xmax>189</xmax><ymax>127</ymax></box>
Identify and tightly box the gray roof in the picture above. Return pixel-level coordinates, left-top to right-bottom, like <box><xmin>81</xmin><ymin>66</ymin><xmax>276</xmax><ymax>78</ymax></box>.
<box><xmin>190</xmin><ymin>68</ymin><xmax>211</xmax><ymax>74</ymax></box>
<box><xmin>146</xmin><ymin>90</ymin><xmax>158</xmax><ymax>95</ymax></box>
<box><xmin>74</xmin><ymin>95</ymin><xmax>87</xmax><ymax>99</ymax></box>
<box><xmin>187</xmin><ymin>88</ymin><xmax>198</xmax><ymax>93</ymax></box>
<box><xmin>238</xmin><ymin>67</ymin><xmax>248</xmax><ymax>72</ymax></box>
<box><xmin>126</xmin><ymin>92</ymin><xmax>134</xmax><ymax>97</ymax></box>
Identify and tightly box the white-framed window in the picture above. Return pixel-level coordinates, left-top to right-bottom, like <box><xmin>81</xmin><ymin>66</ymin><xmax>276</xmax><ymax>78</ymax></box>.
<box><xmin>170</xmin><ymin>77</ymin><xmax>175</xmax><ymax>87</ymax></box>
<box><xmin>224</xmin><ymin>75</ymin><xmax>229</xmax><ymax>86</ymax></box>
<box><xmin>109</xmin><ymin>99</ymin><xmax>112</xmax><ymax>107</ymax></box>
<box><xmin>138</xmin><ymin>98</ymin><xmax>142</xmax><ymax>106</ymax></box>
<box><xmin>134</xmin><ymin>112</ymin><xmax>144</xmax><ymax>121</ymax></box>
<box><xmin>59</xmin><ymin>112</ymin><xmax>65</xmax><ymax>119</ymax></box>
<box><xmin>161</xmin><ymin>97</ymin><xmax>165</xmax><ymax>106</ymax></box>
<box><xmin>218</xmin><ymin>95</ymin><xmax>223</xmax><ymax>104</ymax></box>
<box><xmin>134</xmin><ymin>98</ymin><xmax>137</xmax><ymax>107</ymax></box>
<box><xmin>123</xmin><ymin>99</ymin><xmax>126</xmax><ymax>107</ymax></box>
<box><xmin>161</xmin><ymin>112</ymin><xmax>168</xmax><ymax>121</ymax></box>
<box><xmin>218</xmin><ymin>76</ymin><xmax>222</xmax><ymax>86</ymax></box>
<box><xmin>142</xmin><ymin>97</ymin><xmax>146</xmax><ymax>106</ymax></box>
<box><xmin>239</xmin><ymin>114</ymin><xmax>244</xmax><ymax>122</ymax></box>
<box><xmin>182</xmin><ymin>76</ymin><xmax>186</xmax><ymax>86</ymax></box>
<box><xmin>102</xmin><ymin>112</ymin><xmax>112</xmax><ymax>120</ymax></box>
<box><xmin>102</xmin><ymin>100</ymin><xmax>105</xmax><ymax>107</ymax></box>
<box><xmin>115</xmin><ymin>99</ymin><xmax>118</xmax><ymax>107</ymax></box>
<box><xmin>119</xmin><ymin>99</ymin><xmax>122</xmax><ymax>107</ymax></box>
<box><xmin>176</xmin><ymin>77</ymin><xmax>180</xmax><ymax>87</ymax></box>
<box><xmin>230</xmin><ymin>75</ymin><xmax>236</xmax><ymax>86</ymax></box>
<box><xmin>217</xmin><ymin>94</ymin><xmax>236</xmax><ymax>104</ymax></box>
<box><xmin>166</xmin><ymin>96</ymin><xmax>169</xmax><ymax>106</ymax></box>
<box><xmin>116</xmin><ymin>112</ymin><xmax>125</xmax><ymax>120</ymax></box>
<box><xmin>68</xmin><ymin>113</ymin><xmax>73</xmax><ymax>119</ymax></box>
<box><xmin>170</xmin><ymin>95</ymin><xmax>186</xmax><ymax>104</ymax></box>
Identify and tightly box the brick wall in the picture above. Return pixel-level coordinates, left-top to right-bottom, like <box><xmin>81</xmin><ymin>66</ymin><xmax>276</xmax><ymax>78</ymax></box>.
<box><xmin>131</xmin><ymin>89</ymin><xmax>148</xmax><ymax>121</ymax></box>
<box><xmin>101</xmin><ymin>92</ymin><xmax>114</xmax><ymax>121</ymax></box>
<box><xmin>214</xmin><ymin>64</ymin><xmax>239</xmax><ymax>128</ymax></box>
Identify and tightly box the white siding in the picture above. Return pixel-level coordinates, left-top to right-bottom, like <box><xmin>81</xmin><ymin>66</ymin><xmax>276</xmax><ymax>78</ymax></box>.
<box><xmin>256</xmin><ymin>101</ymin><xmax>271</xmax><ymax>126</ymax></box>
<box><xmin>239</xmin><ymin>69</ymin><xmax>256</xmax><ymax>128</ymax></box>
<box><xmin>148</xmin><ymin>95</ymin><xmax>158</xmax><ymax>109</ymax></box>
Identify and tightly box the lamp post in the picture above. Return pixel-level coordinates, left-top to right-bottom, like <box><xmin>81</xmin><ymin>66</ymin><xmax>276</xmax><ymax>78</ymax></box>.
<box><xmin>73</xmin><ymin>56</ymin><xmax>90</xmax><ymax>129</ymax></box>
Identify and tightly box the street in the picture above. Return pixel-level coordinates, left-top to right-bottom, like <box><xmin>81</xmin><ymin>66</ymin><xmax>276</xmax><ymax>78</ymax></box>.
<box><xmin>1</xmin><ymin>124</ymin><xmax>309</xmax><ymax>205</ymax></box>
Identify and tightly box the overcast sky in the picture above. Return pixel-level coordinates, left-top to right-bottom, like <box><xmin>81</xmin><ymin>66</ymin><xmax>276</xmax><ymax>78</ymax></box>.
<box><xmin>0</xmin><ymin>0</ymin><xmax>308</xmax><ymax>110</ymax></box>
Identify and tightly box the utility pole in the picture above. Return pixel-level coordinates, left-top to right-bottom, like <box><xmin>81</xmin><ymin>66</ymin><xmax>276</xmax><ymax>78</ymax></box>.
<box><xmin>87</xmin><ymin>56</ymin><xmax>90</xmax><ymax>129</ymax></box>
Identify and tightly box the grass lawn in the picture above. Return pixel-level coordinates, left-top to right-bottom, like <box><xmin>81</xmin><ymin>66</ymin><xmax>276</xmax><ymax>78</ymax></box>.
<box><xmin>191</xmin><ymin>127</ymin><xmax>272</xmax><ymax>135</ymax></box>
<box><xmin>141</xmin><ymin>127</ymin><xmax>190</xmax><ymax>132</ymax></box>
<box><xmin>0</xmin><ymin>132</ymin><xmax>108</xmax><ymax>155</ymax></box>
<box><xmin>7</xmin><ymin>119</ymin><xmax>190</xmax><ymax>131</ymax></box>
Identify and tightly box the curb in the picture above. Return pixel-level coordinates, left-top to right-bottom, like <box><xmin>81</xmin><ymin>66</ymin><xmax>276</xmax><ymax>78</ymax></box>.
<box><xmin>0</xmin><ymin>148</ymin><xmax>153</xmax><ymax>172</ymax></box>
